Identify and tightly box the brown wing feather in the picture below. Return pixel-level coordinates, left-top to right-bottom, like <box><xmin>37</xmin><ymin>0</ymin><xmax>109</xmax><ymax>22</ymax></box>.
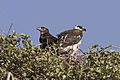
<box><xmin>58</xmin><ymin>29</ymin><xmax>82</xmax><ymax>47</ymax></box>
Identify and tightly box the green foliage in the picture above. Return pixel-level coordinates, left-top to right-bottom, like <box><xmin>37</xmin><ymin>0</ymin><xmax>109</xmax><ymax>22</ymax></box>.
<box><xmin>0</xmin><ymin>32</ymin><xmax>120</xmax><ymax>80</ymax></box>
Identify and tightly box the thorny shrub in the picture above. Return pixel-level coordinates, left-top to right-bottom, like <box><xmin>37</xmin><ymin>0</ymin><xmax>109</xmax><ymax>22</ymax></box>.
<box><xmin>0</xmin><ymin>32</ymin><xmax>120</xmax><ymax>80</ymax></box>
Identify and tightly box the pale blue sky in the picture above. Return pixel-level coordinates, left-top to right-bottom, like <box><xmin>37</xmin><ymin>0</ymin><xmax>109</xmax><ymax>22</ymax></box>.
<box><xmin>0</xmin><ymin>0</ymin><xmax>120</xmax><ymax>51</ymax></box>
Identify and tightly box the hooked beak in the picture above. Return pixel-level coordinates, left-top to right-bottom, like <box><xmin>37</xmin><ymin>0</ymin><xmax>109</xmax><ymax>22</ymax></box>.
<box><xmin>83</xmin><ymin>28</ymin><xmax>86</xmax><ymax>31</ymax></box>
<box><xmin>36</xmin><ymin>27</ymin><xmax>42</xmax><ymax>31</ymax></box>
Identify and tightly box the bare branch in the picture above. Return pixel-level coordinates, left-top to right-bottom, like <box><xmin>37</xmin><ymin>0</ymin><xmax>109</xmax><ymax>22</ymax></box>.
<box><xmin>7</xmin><ymin>23</ymin><xmax>13</xmax><ymax>36</ymax></box>
<box><xmin>7</xmin><ymin>72</ymin><xmax>14</xmax><ymax>80</ymax></box>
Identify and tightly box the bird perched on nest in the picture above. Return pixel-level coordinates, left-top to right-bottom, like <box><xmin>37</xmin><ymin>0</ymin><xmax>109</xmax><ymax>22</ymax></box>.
<box><xmin>57</xmin><ymin>25</ymin><xmax>86</xmax><ymax>56</ymax></box>
<box><xmin>37</xmin><ymin>26</ymin><xmax>57</xmax><ymax>49</ymax></box>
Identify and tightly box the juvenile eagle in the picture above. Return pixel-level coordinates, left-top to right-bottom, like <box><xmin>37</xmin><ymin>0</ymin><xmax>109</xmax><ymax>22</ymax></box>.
<box><xmin>57</xmin><ymin>25</ymin><xmax>86</xmax><ymax>56</ymax></box>
<box><xmin>37</xmin><ymin>26</ymin><xmax>57</xmax><ymax>49</ymax></box>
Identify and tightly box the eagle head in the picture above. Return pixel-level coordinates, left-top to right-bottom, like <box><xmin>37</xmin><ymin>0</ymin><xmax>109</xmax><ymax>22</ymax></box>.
<box><xmin>74</xmin><ymin>25</ymin><xmax>86</xmax><ymax>31</ymax></box>
<box><xmin>37</xmin><ymin>26</ymin><xmax>49</xmax><ymax>34</ymax></box>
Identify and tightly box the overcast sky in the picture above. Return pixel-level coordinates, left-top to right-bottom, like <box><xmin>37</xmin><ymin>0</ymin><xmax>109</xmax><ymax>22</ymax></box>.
<box><xmin>0</xmin><ymin>0</ymin><xmax>120</xmax><ymax>51</ymax></box>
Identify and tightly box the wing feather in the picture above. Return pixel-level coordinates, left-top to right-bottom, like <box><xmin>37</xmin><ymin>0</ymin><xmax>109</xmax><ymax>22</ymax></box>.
<box><xmin>57</xmin><ymin>29</ymin><xmax>82</xmax><ymax>47</ymax></box>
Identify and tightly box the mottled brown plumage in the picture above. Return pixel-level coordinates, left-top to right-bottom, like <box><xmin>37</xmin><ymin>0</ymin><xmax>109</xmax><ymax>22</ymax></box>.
<box><xmin>37</xmin><ymin>26</ymin><xmax>57</xmax><ymax>49</ymax></box>
<box><xmin>57</xmin><ymin>25</ymin><xmax>86</xmax><ymax>56</ymax></box>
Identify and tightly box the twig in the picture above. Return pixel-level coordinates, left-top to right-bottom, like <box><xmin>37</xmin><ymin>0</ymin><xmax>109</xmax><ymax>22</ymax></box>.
<box><xmin>79</xmin><ymin>48</ymin><xmax>86</xmax><ymax>54</ymax></box>
<box><xmin>7</xmin><ymin>72</ymin><xmax>14</xmax><ymax>80</ymax></box>
<box><xmin>98</xmin><ymin>45</ymin><xmax>113</xmax><ymax>53</ymax></box>
<box><xmin>7</xmin><ymin>23</ymin><xmax>13</xmax><ymax>36</ymax></box>
<box><xmin>103</xmin><ymin>45</ymin><xmax>112</xmax><ymax>49</ymax></box>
